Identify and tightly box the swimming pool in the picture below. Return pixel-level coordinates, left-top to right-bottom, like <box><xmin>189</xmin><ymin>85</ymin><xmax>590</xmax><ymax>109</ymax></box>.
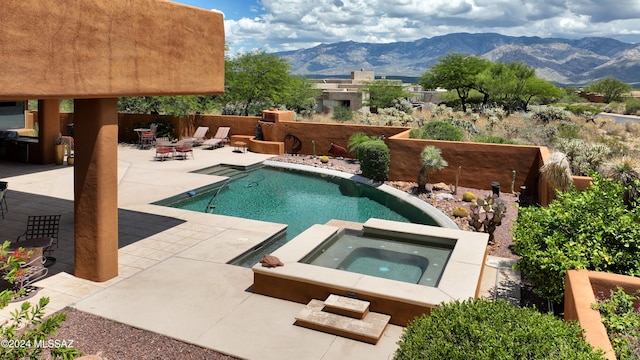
<box><xmin>156</xmin><ymin>161</ymin><xmax>457</xmax><ymax>266</ymax></box>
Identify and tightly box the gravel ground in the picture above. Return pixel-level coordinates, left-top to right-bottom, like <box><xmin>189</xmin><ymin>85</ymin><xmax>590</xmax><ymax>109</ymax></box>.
<box><xmin>41</xmin><ymin>155</ymin><xmax>522</xmax><ymax>359</ymax></box>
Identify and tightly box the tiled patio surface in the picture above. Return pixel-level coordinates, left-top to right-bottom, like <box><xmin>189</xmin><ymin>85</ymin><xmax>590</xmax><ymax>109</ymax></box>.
<box><xmin>0</xmin><ymin>143</ymin><xmax>519</xmax><ymax>360</ymax></box>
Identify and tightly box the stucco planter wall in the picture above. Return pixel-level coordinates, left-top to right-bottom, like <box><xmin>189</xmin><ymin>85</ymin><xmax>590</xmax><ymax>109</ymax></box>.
<box><xmin>564</xmin><ymin>270</ymin><xmax>640</xmax><ymax>360</ymax></box>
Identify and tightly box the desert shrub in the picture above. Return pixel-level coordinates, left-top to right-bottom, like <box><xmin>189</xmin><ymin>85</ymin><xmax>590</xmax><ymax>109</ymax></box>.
<box><xmin>626</xmin><ymin>121</ymin><xmax>640</xmax><ymax>137</ymax></box>
<box><xmin>513</xmin><ymin>173</ymin><xmax>640</xmax><ymax>302</ymax></box>
<box><xmin>604</xmin><ymin>102</ymin><xmax>625</xmax><ymax>113</ymax></box>
<box><xmin>625</xmin><ymin>98</ymin><xmax>640</xmax><ymax>115</ymax></box>
<box><xmin>481</xmin><ymin>107</ymin><xmax>507</xmax><ymax>120</ymax></box>
<box><xmin>377</xmin><ymin>107</ymin><xmax>413</xmax><ymax>126</ymax></box>
<box><xmin>473</xmin><ymin>135</ymin><xmax>517</xmax><ymax>144</ymax></box>
<box><xmin>431</xmin><ymin>104</ymin><xmax>454</xmax><ymax>117</ymax></box>
<box><xmin>444</xmin><ymin>118</ymin><xmax>480</xmax><ymax>137</ymax></box>
<box><xmin>411</xmin><ymin>120</ymin><xmax>463</xmax><ymax>141</ymax></box>
<box><xmin>560</xmin><ymin>104</ymin><xmax>602</xmax><ymax>116</ymax></box>
<box><xmin>392</xmin><ymin>98</ymin><xmax>413</xmax><ymax>114</ymax></box>
<box><xmin>394</xmin><ymin>298</ymin><xmax>603</xmax><ymax>360</ymax></box>
<box><xmin>358</xmin><ymin>139</ymin><xmax>390</xmax><ymax>181</ymax></box>
<box><xmin>347</xmin><ymin>132</ymin><xmax>371</xmax><ymax>159</ymax></box>
<box><xmin>530</xmin><ymin>105</ymin><xmax>571</xmax><ymax>123</ymax></box>
<box><xmin>596</xmin><ymin>135</ymin><xmax>630</xmax><ymax>158</ymax></box>
<box><xmin>555</xmin><ymin>120</ymin><xmax>582</xmax><ymax>140</ymax></box>
<box><xmin>332</xmin><ymin>105</ymin><xmax>353</xmax><ymax>122</ymax></box>
<box><xmin>0</xmin><ymin>242</ymin><xmax>80</xmax><ymax>359</ymax></box>
<box><xmin>554</xmin><ymin>138</ymin><xmax>611</xmax><ymax>176</ymax></box>
<box><xmin>592</xmin><ymin>287</ymin><xmax>640</xmax><ymax>360</ymax></box>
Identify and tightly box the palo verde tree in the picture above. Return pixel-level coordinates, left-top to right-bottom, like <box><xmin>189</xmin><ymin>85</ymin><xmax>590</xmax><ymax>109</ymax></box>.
<box><xmin>420</xmin><ymin>53</ymin><xmax>490</xmax><ymax>112</ymax></box>
<box><xmin>584</xmin><ymin>77</ymin><xmax>632</xmax><ymax>103</ymax></box>
<box><xmin>221</xmin><ymin>50</ymin><xmax>319</xmax><ymax>117</ymax></box>
<box><xmin>474</xmin><ymin>61</ymin><xmax>535</xmax><ymax>112</ymax></box>
<box><xmin>521</xmin><ymin>76</ymin><xmax>563</xmax><ymax>108</ymax></box>
<box><xmin>281</xmin><ymin>75</ymin><xmax>321</xmax><ymax>118</ymax></box>
<box><xmin>361</xmin><ymin>79</ymin><xmax>412</xmax><ymax>111</ymax></box>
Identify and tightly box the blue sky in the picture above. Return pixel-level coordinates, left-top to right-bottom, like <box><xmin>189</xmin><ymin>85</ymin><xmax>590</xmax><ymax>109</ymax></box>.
<box><xmin>172</xmin><ymin>0</ymin><xmax>640</xmax><ymax>55</ymax></box>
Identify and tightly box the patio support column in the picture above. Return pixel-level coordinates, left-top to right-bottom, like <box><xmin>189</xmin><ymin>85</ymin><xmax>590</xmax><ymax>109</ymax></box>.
<box><xmin>37</xmin><ymin>99</ymin><xmax>61</xmax><ymax>164</ymax></box>
<box><xmin>73</xmin><ymin>98</ymin><xmax>119</xmax><ymax>282</ymax></box>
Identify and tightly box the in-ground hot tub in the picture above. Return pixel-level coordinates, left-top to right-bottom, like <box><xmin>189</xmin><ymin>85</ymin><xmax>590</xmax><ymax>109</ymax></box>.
<box><xmin>253</xmin><ymin>218</ymin><xmax>489</xmax><ymax>326</ymax></box>
<box><xmin>301</xmin><ymin>228</ymin><xmax>453</xmax><ymax>287</ymax></box>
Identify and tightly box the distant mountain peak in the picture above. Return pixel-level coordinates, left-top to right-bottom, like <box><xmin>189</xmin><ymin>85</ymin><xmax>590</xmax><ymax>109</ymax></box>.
<box><xmin>275</xmin><ymin>33</ymin><xmax>640</xmax><ymax>86</ymax></box>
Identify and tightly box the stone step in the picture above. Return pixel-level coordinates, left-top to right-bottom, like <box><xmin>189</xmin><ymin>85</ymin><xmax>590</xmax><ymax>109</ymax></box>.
<box><xmin>323</xmin><ymin>294</ymin><xmax>370</xmax><ymax>319</ymax></box>
<box><xmin>295</xmin><ymin>299</ymin><xmax>390</xmax><ymax>344</ymax></box>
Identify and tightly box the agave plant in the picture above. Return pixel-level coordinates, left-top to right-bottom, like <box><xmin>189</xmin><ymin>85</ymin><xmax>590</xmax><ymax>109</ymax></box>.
<box><xmin>540</xmin><ymin>152</ymin><xmax>573</xmax><ymax>193</ymax></box>
<box><xmin>417</xmin><ymin>146</ymin><xmax>448</xmax><ymax>192</ymax></box>
<box><xmin>602</xmin><ymin>156</ymin><xmax>640</xmax><ymax>208</ymax></box>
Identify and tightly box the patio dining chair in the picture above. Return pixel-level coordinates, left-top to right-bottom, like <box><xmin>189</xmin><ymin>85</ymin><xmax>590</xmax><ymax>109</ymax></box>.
<box><xmin>141</xmin><ymin>123</ymin><xmax>158</xmax><ymax>149</ymax></box>
<box><xmin>175</xmin><ymin>143</ymin><xmax>194</xmax><ymax>160</ymax></box>
<box><xmin>155</xmin><ymin>143</ymin><xmax>174</xmax><ymax>161</ymax></box>
<box><xmin>16</xmin><ymin>215</ymin><xmax>61</xmax><ymax>267</ymax></box>
<box><xmin>4</xmin><ymin>237</ymin><xmax>53</xmax><ymax>298</ymax></box>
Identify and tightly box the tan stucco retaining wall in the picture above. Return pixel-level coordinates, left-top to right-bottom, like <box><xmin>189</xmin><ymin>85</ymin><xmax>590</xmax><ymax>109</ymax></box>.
<box><xmin>0</xmin><ymin>0</ymin><xmax>225</xmax><ymax>100</ymax></box>
<box><xmin>565</xmin><ymin>270</ymin><xmax>640</xmax><ymax>360</ymax></box>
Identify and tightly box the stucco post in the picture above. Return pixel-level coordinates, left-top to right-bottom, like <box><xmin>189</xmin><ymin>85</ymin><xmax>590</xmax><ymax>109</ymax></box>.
<box><xmin>73</xmin><ymin>98</ymin><xmax>119</xmax><ymax>281</ymax></box>
<box><xmin>37</xmin><ymin>99</ymin><xmax>61</xmax><ymax>164</ymax></box>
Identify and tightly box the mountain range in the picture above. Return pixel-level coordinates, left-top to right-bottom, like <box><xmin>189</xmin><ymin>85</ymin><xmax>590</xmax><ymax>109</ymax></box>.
<box><xmin>275</xmin><ymin>33</ymin><xmax>640</xmax><ymax>86</ymax></box>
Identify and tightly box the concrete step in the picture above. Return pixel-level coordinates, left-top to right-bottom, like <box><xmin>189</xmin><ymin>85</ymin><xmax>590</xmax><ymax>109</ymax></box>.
<box><xmin>323</xmin><ymin>294</ymin><xmax>369</xmax><ymax>319</ymax></box>
<box><xmin>295</xmin><ymin>299</ymin><xmax>390</xmax><ymax>344</ymax></box>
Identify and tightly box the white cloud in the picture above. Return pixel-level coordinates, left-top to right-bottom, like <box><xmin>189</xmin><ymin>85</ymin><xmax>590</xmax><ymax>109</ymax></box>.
<box><xmin>224</xmin><ymin>0</ymin><xmax>640</xmax><ymax>54</ymax></box>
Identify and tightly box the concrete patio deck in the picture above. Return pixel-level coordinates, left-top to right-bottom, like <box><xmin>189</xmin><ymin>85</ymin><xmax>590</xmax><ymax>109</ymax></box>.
<box><xmin>0</xmin><ymin>143</ymin><xmax>519</xmax><ymax>360</ymax></box>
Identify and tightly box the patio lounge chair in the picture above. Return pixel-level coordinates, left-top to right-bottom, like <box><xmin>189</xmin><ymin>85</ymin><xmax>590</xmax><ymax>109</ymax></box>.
<box><xmin>182</xmin><ymin>126</ymin><xmax>209</xmax><ymax>146</ymax></box>
<box><xmin>16</xmin><ymin>215</ymin><xmax>61</xmax><ymax>267</ymax></box>
<box><xmin>202</xmin><ymin>126</ymin><xmax>231</xmax><ymax>149</ymax></box>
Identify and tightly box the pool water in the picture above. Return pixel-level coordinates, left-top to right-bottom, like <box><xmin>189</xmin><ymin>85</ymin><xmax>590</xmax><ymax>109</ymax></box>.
<box><xmin>159</xmin><ymin>166</ymin><xmax>440</xmax><ymax>266</ymax></box>
<box><xmin>302</xmin><ymin>231</ymin><xmax>452</xmax><ymax>286</ymax></box>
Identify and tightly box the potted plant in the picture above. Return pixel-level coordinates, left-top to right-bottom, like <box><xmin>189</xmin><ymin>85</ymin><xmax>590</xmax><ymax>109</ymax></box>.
<box><xmin>54</xmin><ymin>135</ymin><xmax>65</xmax><ymax>165</ymax></box>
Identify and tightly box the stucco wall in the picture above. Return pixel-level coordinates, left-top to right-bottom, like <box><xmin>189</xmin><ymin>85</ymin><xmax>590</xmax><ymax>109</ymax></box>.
<box><xmin>0</xmin><ymin>0</ymin><xmax>225</xmax><ymax>100</ymax></box>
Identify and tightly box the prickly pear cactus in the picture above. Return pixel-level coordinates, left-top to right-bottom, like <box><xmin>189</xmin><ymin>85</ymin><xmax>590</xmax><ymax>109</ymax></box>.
<box><xmin>468</xmin><ymin>194</ymin><xmax>507</xmax><ymax>243</ymax></box>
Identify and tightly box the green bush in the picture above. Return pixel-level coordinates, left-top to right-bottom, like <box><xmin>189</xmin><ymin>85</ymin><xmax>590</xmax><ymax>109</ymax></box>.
<box><xmin>411</xmin><ymin>120</ymin><xmax>463</xmax><ymax>141</ymax></box>
<box><xmin>0</xmin><ymin>242</ymin><xmax>80</xmax><ymax>359</ymax></box>
<box><xmin>560</xmin><ymin>104</ymin><xmax>602</xmax><ymax>116</ymax></box>
<box><xmin>394</xmin><ymin>298</ymin><xmax>603</xmax><ymax>360</ymax></box>
<box><xmin>625</xmin><ymin>98</ymin><xmax>640</xmax><ymax>115</ymax></box>
<box><xmin>592</xmin><ymin>287</ymin><xmax>640</xmax><ymax>360</ymax></box>
<box><xmin>513</xmin><ymin>173</ymin><xmax>640</xmax><ymax>302</ymax></box>
<box><xmin>555</xmin><ymin>120</ymin><xmax>582</xmax><ymax>140</ymax></box>
<box><xmin>332</xmin><ymin>105</ymin><xmax>353</xmax><ymax>122</ymax></box>
<box><xmin>473</xmin><ymin>135</ymin><xmax>517</xmax><ymax>144</ymax></box>
<box><xmin>358</xmin><ymin>139</ymin><xmax>390</xmax><ymax>181</ymax></box>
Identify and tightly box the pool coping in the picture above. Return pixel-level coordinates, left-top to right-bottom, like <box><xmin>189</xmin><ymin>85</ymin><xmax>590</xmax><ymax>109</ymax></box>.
<box><xmin>253</xmin><ymin>218</ymin><xmax>489</xmax><ymax>326</ymax></box>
